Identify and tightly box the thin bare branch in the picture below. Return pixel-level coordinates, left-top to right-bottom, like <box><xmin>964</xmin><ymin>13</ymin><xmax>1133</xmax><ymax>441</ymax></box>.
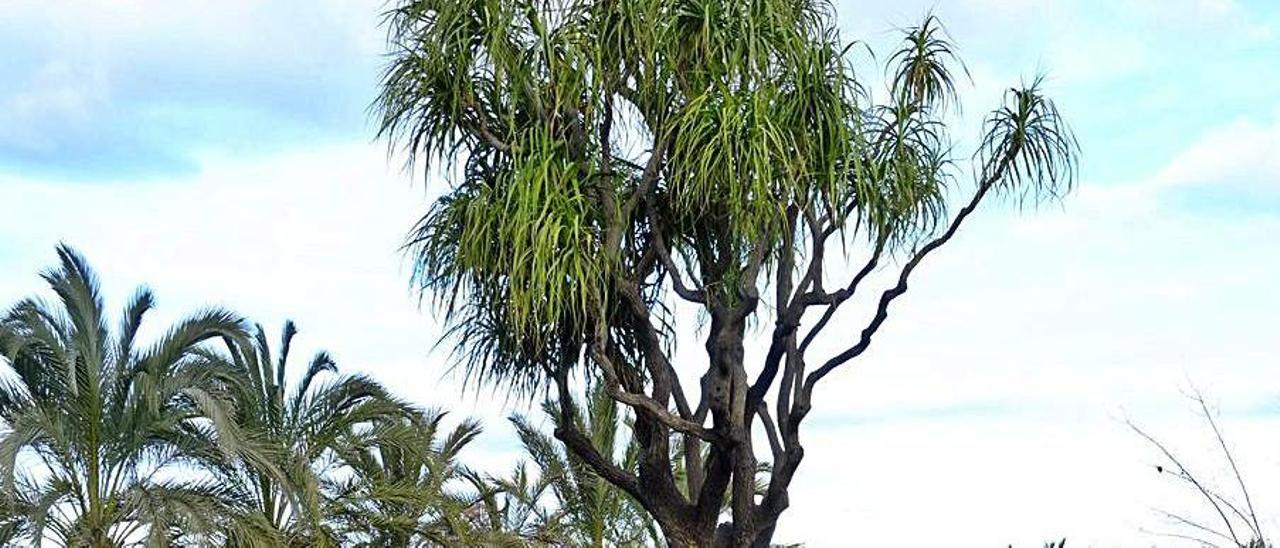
<box><xmin>1140</xmin><ymin>527</ymin><xmax>1225</xmax><ymax>548</ymax></box>
<box><xmin>1153</xmin><ymin>507</ymin><xmax>1236</xmax><ymax>545</ymax></box>
<box><xmin>1192</xmin><ymin>388</ymin><xmax>1264</xmax><ymax>540</ymax></box>
<box><xmin>1128</xmin><ymin>418</ymin><xmax>1243</xmax><ymax>546</ymax></box>
<box><xmin>756</xmin><ymin>402</ymin><xmax>783</xmax><ymax>462</ymax></box>
<box><xmin>589</xmin><ymin>338</ymin><xmax>721</xmax><ymax>444</ymax></box>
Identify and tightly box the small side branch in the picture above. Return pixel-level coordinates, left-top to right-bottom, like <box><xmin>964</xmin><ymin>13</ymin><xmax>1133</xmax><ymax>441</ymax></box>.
<box><xmin>1127</xmin><ymin>418</ymin><xmax>1244</xmax><ymax>547</ymax></box>
<box><xmin>757</xmin><ymin>402</ymin><xmax>783</xmax><ymax>461</ymax></box>
<box><xmin>590</xmin><ymin>338</ymin><xmax>721</xmax><ymax>443</ymax></box>
<box><xmin>802</xmin><ymin>151</ymin><xmax>1012</xmax><ymax>394</ymax></box>
<box><xmin>797</xmin><ymin>242</ymin><xmax>883</xmax><ymax>353</ymax></box>
<box><xmin>550</xmin><ymin>367</ymin><xmax>646</xmax><ymax>507</ymax></box>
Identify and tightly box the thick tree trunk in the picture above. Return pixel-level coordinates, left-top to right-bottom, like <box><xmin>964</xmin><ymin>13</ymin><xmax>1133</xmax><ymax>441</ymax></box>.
<box><xmin>660</xmin><ymin>525</ymin><xmax>714</xmax><ymax>548</ymax></box>
<box><xmin>659</xmin><ymin>521</ymin><xmax>776</xmax><ymax>548</ymax></box>
<box><xmin>647</xmin><ymin>311</ymin><xmax>781</xmax><ymax>548</ymax></box>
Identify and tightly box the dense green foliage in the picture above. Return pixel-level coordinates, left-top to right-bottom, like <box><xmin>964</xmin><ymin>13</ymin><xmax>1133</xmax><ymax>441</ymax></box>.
<box><xmin>213</xmin><ymin>321</ymin><xmax>423</xmax><ymax>546</ymax></box>
<box><xmin>0</xmin><ymin>245</ymin><xmax>271</xmax><ymax>546</ymax></box>
<box><xmin>0</xmin><ymin>0</ymin><xmax>1085</xmax><ymax>544</ymax></box>
<box><xmin>323</xmin><ymin>411</ymin><xmax>483</xmax><ymax>546</ymax></box>
<box><xmin>378</xmin><ymin>0</ymin><xmax>1076</xmax><ymax>544</ymax></box>
<box><xmin>379</xmin><ymin>1</ymin><xmax>1073</xmax><ymax>387</ymax></box>
<box><xmin>0</xmin><ymin>247</ymin><xmax>660</xmax><ymax>547</ymax></box>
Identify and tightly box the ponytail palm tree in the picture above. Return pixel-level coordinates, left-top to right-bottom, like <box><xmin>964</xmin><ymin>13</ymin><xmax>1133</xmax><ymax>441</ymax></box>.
<box><xmin>379</xmin><ymin>1</ymin><xmax>1077</xmax><ymax>543</ymax></box>
<box><xmin>0</xmin><ymin>245</ymin><xmax>272</xmax><ymax>546</ymax></box>
<box><xmin>221</xmin><ymin>321</ymin><xmax>417</xmax><ymax>546</ymax></box>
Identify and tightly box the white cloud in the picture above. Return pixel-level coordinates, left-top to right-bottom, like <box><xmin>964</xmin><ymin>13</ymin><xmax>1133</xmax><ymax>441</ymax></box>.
<box><xmin>1152</xmin><ymin>117</ymin><xmax>1280</xmax><ymax>190</ymax></box>
<box><xmin>6</xmin><ymin>113</ymin><xmax>1280</xmax><ymax>548</ymax></box>
<box><xmin>0</xmin><ymin>0</ymin><xmax>386</xmax><ymax>177</ymax></box>
<box><xmin>2</xmin><ymin>0</ymin><xmax>1280</xmax><ymax>545</ymax></box>
<box><xmin>0</xmin><ymin>61</ymin><xmax>106</xmax><ymax>152</ymax></box>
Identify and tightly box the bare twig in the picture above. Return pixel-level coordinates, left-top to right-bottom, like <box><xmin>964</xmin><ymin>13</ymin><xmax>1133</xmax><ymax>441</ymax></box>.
<box><xmin>1127</xmin><ymin>418</ymin><xmax>1243</xmax><ymax>546</ymax></box>
<box><xmin>1191</xmin><ymin>388</ymin><xmax>1264</xmax><ymax>540</ymax></box>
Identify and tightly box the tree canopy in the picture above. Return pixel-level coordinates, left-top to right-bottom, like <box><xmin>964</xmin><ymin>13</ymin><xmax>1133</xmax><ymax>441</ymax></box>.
<box><xmin>0</xmin><ymin>245</ymin><xmax>267</xmax><ymax>546</ymax></box>
<box><xmin>379</xmin><ymin>0</ymin><xmax>1077</xmax><ymax>545</ymax></box>
<box><xmin>0</xmin><ymin>247</ymin><xmax>583</xmax><ymax>547</ymax></box>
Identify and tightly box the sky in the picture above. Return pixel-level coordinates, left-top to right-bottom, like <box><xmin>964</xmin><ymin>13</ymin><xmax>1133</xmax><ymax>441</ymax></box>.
<box><xmin>1</xmin><ymin>0</ymin><xmax>1279</xmax><ymax>545</ymax></box>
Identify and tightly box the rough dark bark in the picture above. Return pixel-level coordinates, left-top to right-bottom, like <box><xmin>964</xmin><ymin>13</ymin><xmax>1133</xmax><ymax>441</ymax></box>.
<box><xmin>545</xmin><ymin>147</ymin><xmax>1030</xmax><ymax>548</ymax></box>
<box><xmin>382</xmin><ymin>3</ymin><xmax>1074</xmax><ymax>545</ymax></box>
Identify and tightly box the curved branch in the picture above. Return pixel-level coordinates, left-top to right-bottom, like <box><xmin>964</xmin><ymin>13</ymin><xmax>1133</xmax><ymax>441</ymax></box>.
<box><xmin>797</xmin><ymin>242</ymin><xmax>884</xmax><ymax>353</ymax></box>
<box><xmin>647</xmin><ymin>211</ymin><xmax>706</xmax><ymax>304</ymax></box>
<box><xmin>550</xmin><ymin>367</ymin><xmax>641</xmax><ymax>495</ymax></box>
<box><xmin>802</xmin><ymin>150</ymin><xmax>1012</xmax><ymax>393</ymax></box>
<box><xmin>756</xmin><ymin>402</ymin><xmax>783</xmax><ymax>462</ymax></box>
<box><xmin>590</xmin><ymin>340</ymin><xmax>721</xmax><ymax>444</ymax></box>
<box><xmin>460</xmin><ymin>98</ymin><xmax>510</xmax><ymax>152</ymax></box>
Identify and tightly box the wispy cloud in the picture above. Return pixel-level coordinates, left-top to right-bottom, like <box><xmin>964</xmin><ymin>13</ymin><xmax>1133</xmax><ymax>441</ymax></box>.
<box><xmin>0</xmin><ymin>0</ymin><xmax>383</xmax><ymax>180</ymax></box>
<box><xmin>1153</xmin><ymin>117</ymin><xmax>1280</xmax><ymax>189</ymax></box>
<box><xmin>3</xmin><ymin>0</ymin><xmax>1280</xmax><ymax>545</ymax></box>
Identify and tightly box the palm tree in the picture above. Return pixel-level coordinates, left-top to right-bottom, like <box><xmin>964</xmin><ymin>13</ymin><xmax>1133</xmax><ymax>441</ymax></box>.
<box><xmin>496</xmin><ymin>383</ymin><xmax>661</xmax><ymax>547</ymax></box>
<box><xmin>463</xmin><ymin>461</ymin><xmax>563</xmax><ymax>547</ymax></box>
<box><xmin>218</xmin><ymin>321</ymin><xmax>418</xmax><ymax>546</ymax></box>
<box><xmin>0</xmin><ymin>245</ymin><xmax>273</xmax><ymax>546</ymax></box>
<box><xmin>323</xmin><ymin>410</ymin><xmax>484</xmax><ymax>546</ymax></box>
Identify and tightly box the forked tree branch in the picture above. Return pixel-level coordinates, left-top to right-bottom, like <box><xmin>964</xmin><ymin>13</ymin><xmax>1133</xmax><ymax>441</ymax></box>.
<box><xmin>800</xmin><ymin>149</ymin><xmax>1016</xmax><ymax>396</ymax></box>
<box><xmin>549</xmin><ymin>366</ymin><xmax>646</xmax><ymax>508</ymax></box>
<box><xmin>1127</xmin><ymin>418</ymin><xmax>1244</xmax><ymax>546</ymax></box>
<box><xmin>797</xmin><ymin>241</ymin><xmax>884</xmax><ymax>352</ymax></box>
<box><xmin>792</xmin><ymin>203</ymin><xmax>826</xmax><ymax>298</ymax></box>
<box><xmin>588</xmin><ymin>331</ymin><xmax>721</xmax><ymax>443</ymax></box>
<box><xmin>748</xmin><ymin>219</ymin><xmax>882</xmax><ymax>411</ymax></box>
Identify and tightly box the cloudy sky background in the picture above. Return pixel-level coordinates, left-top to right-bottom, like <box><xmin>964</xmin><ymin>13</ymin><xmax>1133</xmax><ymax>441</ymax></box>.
<box><xmin>2</xmin><ymin>0</ymin><xmax>1279</xmax><ymax>545</ymax></box>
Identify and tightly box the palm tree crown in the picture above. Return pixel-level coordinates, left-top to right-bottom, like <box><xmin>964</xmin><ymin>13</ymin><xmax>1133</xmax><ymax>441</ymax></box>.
<box><xmin>219</xmin><ymin>320</ymin><xmax>418</xmax><ymax>546</ymax></box>
<box><xmin>0</xmin><ymin>245</ymin><xmax>267</xmax><ymax>546</ymax></box>
<box><xmin>324</xmin><ymin>410</ymin><xmax>483</xmax><ymax>546</ymax></box>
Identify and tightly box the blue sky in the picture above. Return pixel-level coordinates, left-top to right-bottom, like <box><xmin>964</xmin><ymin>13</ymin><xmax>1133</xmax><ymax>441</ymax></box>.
<box><xmin>0</xmin><ymin>2</ymin><xmax>381</xmax><ymax>179</ymax></box>
<box><xmin>2</xmin><ymin>0</ymin><xmax>1280</xmax><ymax>545</ymax></box>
